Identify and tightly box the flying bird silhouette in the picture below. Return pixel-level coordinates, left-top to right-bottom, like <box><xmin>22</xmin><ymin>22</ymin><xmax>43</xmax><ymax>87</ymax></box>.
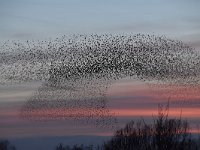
<box><xmin>0</xmin><ymin>34</ymin><xmax>199</xmax><ymax>128</ymax></box>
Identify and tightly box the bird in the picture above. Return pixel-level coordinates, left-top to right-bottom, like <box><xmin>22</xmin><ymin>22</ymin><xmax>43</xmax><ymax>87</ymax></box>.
<box><xmin>0</xmin><ymin>34</ymin><xmax>199</xmax><ymax>128</ymax></box>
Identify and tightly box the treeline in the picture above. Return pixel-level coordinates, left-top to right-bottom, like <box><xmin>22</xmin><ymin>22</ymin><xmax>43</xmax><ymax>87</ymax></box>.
<box><xmin>55</xmin><ymin>143</ymin><xmax>101</xmax><ymax>150</ymax></box>
<box><xmin>103</xmin><ymin>104</ymin><xmax>200</xmax><ymax>150</ymax></box>
<box><xmin>54</xmin><ymin>104</ymin><xmax>200</xmax><ymax>150</ymax></box>
<box><xmin>0</xmin><ymin>140</ymin><xmax>16</xmax><ymax>150</ymax></box>
<box><xmin>1</xmin><ymin>105</ymin><xmax>200</xmax><ymax>150</ymax></box>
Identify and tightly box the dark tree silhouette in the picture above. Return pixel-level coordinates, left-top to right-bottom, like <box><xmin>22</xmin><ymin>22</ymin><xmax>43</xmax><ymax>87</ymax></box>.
<box><xmin>103</xmin><ymin>104</ymin><xmax>199</xmax><ymax>150</ymax></box>
<box><xmin>0</xmin><ymin>140</ymin><xmax>16</xmax><ymax>150</ymax></box>
<box><xmin>55</xmin><ymin>143</ymin><xmax>70</xmax><ymax>150</ymax></box>
<box><xmin>55</xmin><ymin>143</ymin><xmax>95</xmax><ymax>150</ymax></box>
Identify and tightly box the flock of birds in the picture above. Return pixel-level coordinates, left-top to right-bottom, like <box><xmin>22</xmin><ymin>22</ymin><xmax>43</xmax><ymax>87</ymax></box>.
<box><xmin>0</xmin><ymin>34</ymin><xmax>200</xmax><ymax>128</ymax></box>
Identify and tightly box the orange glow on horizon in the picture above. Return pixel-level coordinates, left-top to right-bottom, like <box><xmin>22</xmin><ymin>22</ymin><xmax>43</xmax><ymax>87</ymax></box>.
<box><xmin>110</xmin><ymin>107</ymin><xmax>200</xmax><ymax>118</ymax></box>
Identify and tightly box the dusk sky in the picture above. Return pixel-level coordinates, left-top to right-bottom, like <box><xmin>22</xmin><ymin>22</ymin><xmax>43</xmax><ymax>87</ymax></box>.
<box><xmin>0</xmin><ymin>0</ymin><xmax>200</xmax><ymax>149</ymax></box>
<box><xmin>0</xmin><ymin>0</ymin><xmax>200</xmax><ymax>46</ymax></box>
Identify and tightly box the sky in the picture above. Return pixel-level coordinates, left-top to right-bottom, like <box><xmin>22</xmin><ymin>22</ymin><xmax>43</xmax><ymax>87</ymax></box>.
<box><xmin>0</xmin><ymin>0</ymin><xmax>200</xmax><ymax>49</ymax></box>
<box><xmin>0</xmin><ymin>0</ymin><xmax>200</xmax><ymax>148</ymax></box>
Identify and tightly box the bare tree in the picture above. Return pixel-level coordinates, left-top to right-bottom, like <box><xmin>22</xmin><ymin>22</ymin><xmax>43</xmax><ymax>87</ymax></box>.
<box><xmin>103</xmin><ymin>104</ymin><xmax>198</xmax><ymax>150</ymax></box>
